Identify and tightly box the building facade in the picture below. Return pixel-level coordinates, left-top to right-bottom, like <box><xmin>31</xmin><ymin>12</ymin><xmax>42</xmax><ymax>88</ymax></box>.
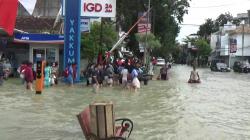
<box><xmin>0</xmin><ymin>0</ymin><xmax>64</xmax><ymax>77</ymax></box>
<box><xmin>210</xmin><ymin>25</ymin><xmax>250</xmax><ymax>67</ymax></box>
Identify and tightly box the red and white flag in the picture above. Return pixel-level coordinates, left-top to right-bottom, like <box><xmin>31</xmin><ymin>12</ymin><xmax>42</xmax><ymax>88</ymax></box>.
<box><xmin>0</xmin><ymin>0</ymin><xmax>19</xmax><ymax>36</ymax></box>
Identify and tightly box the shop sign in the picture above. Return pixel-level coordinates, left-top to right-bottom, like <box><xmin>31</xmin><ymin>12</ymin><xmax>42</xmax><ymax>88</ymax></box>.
<box><xmin>64</xmin><ymin>0</ymin><xmax>81</xmax><ymax>81</ymax></box>
<box><xmin>80</xmin><ymin>18</ymin><xmax>90</xmax><ymax>33</ymax></box>
<box><xmin>62</xmin><ymin>0</ymin><xmax>116</xmax><ymax>18</ymax></box>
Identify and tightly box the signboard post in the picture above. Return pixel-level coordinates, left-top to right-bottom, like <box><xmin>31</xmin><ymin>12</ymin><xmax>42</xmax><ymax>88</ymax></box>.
<box><xmin>64</xmin><ymin>0</ymin><xmax>81</xmax><ymax>81</ymax></box>
<box><xmin>63</xmin><ymin>0</ymin><xmax>116</xmax><ymax>82</ymax></box>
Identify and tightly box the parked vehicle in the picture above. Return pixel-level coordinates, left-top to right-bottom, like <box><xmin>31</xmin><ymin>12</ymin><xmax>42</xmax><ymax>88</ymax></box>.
<box><xmin>2</xmin><ymin>60</ymin><xmax>13</xmax><ymax>79</ymax></box>
<box><xmin>210</xmin><ymin>59</ymin><xmax>230</xmax><ymax>72</ymax></box>
<box><xmin>216</xmin><ymin>63</ymin><xmax>231</xmax><ymax>72</ymax></box>
<box><xmin>156</xmin><ymin>58</ymin><xmax>166</xmax><ymax>66</ymax></box>
<box><xmin>233</xmin><ymin>61</ymin><xmax>250</xmax><ymax>73</ymax></box>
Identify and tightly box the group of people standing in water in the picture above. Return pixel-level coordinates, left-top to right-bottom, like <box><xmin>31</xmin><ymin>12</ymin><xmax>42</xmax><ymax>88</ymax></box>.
<box><xmin>82</xmin><ymin>60</ymin><xmax>143</xmax><ymax>92</ymax></box>
<box><xmin>17</xmin><ymin>61</ymin><xmax>59</xmax><ymax>91</ymax></box>
<box><xmin>12</xmin><ymin>57</ymin><xmax>200</xmax><ymax>92</ymax></box>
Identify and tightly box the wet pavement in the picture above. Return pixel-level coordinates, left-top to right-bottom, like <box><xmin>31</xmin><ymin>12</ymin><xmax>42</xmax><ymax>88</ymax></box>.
<box><xmin>0</xmin><ymin>65</ymin><xmax>250</xmax><ymax>140</ymax></box>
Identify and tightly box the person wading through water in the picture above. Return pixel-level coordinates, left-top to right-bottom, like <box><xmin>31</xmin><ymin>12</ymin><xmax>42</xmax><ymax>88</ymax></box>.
<box><xmin>188</xmin><ymin>66</ymin><xmax>201</xmax><ymax>83</ymax></box>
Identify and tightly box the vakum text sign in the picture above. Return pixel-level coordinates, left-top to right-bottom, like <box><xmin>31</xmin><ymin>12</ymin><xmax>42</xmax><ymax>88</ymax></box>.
<box><xmin>62</xmin><ymin>0</ymin><xmax>116</xmax><ymax>18</ymax></box>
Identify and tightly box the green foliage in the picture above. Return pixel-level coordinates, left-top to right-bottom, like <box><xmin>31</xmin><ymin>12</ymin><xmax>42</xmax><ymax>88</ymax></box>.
<box><xmin>183</xmin><ymin>36</ymin><xmax>198</xmax><ymax>45</ymax></box>
<box><xmin>197</xmin><ymin>12</ymin><xmax>243</xmax><ymax>41</ymax></box>
<box><xmin>135</xmin><ymin>33</ymin><xmax>161</xmax><ymax>49</ymax></box>
<box><xmin>194</xmin><ymin>39</ymin><xmax>212</xmax><ymax>57</ymax></box>
<box><xmin>197</xmin><ymin>19</ymin><xmax>217</xmax><ymax>40</ymax></box>
<box><xmin>81</xmin><ymin>22</ymin><xmax>118</xmax><ymax>62</ymax></box>
<box><xmin>116</xmin><ymin>0</ymin><xmax>190</xmax><ymax>58</ymax></box>
<box><xmin>215</xmin><ymin>12</ymin><xmax>233</xmax><ymax>27</ymax></box>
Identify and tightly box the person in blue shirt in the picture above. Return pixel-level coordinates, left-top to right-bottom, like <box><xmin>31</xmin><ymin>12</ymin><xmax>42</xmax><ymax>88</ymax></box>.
<box><xmin>44</xmin><ymin>62</ymin><xmax>52</xmax><ymax>87</ymax></box>
<box><xmin>65</xmin><ymin>63</ymin><xmax>74</xmax><ymax>87</ymax></box>
<box><xmin>131</xmin><ymin>63</ymin><xmax>141</xmax><ymax>91</ymax></box>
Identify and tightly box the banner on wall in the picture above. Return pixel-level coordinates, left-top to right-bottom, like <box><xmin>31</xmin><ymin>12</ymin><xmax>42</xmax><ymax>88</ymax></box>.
<box><xmin>62</xmin><ymin>0</ymin><xmax>116</xmax><ymax>18</ymax></box>
<box><xmin>230</xmin><ymin>38</ymin><xmax>237</xmax><ymax>53</ymax></box>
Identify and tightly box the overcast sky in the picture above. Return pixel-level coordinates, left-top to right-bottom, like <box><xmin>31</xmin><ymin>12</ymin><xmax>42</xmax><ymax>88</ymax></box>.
<box><xmin>177</xmin><ymin>0</ymin><xmax>250</xmax><ymax>43</ymax></box>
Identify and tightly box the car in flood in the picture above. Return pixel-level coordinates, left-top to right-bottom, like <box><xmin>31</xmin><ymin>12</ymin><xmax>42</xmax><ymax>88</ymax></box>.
<box><xmin>233</xmin><ymin>61</ymin><xmax>250</xmax><ymax>73</ymax></box>
<box><xmin>210</xmin><ymin>59</ymin><xmax>230</xmax><ymax>72</ymax></box>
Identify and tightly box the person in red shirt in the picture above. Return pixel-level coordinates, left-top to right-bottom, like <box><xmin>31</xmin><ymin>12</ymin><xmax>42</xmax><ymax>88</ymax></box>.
<box><xmin>72</xmin><ymin>63</ymin><xmax>77</xmax><ymax>81</ymax></box>
<box><xmin>24</xmin><ymin>62</ymin><xmax>34</xmax><ymax>91</ymax></box>
<box><xmin>152</xmin><ymin>57</ymin><xmax>157</xmax><ymax>65</ymax></box>
<box><xmin>18</xmin><ymin>62</ymin><xmax>27</xmax><ymax>84</ymax></box>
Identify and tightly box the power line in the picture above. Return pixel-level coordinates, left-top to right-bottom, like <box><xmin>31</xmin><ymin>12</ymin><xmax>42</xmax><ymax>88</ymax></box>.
<box><xmin>190</xmin><ymin>3</ymin><xmax>235</xmax><ymax>9</ymax></box>
<box><xmin>190</xmin><ymin>0</ymin><xmax>250</xmax><ymax>9</ymax></box>
<box><xmin>180</xmin><ymin>24</ymin><xmax>201</xmax><ymax>26</ymax></box>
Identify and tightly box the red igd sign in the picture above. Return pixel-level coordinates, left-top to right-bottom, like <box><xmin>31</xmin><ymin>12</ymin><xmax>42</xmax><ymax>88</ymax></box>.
<box><xmin>81</xmin><ymin>0</ymin><xmax>116</xmax><ymax>17</ymax></box>
<box><xmin>62</xmin><ymin>0</ymin><xmax>116</xmax><ymax>18</ymax></box>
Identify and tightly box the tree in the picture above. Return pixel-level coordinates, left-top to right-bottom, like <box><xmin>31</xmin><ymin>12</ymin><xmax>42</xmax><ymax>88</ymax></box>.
<box><xmin>195</xmin><ymin>39</ymin><xmax>212</xmax><ymax>57</ymax></box>
<box><xmin>135</xmin><ymin>33</ymin><xmax>161</xmax><ymax>50</ymax></box>
<box><xmin>81</xmin><ymin>22</ymin><xmax>118</xmax><ymax>62</ymax></box>
<box><xmin>116</xmin><ymin>0</ymin><xmax>190</xmax><ymax>58</ymax></box>
<box><xmin>197</xmin><ymin>12</ymin><xmax>242</xmax><ymax>42</ymax></box>
<box><xmin>194</xmin><ymin>39</ymin><xmax>212</xmax><ymax>66</ymax></box>
<box><xmin>215</xmin><ymin>13</ymin><xmax>233</xmax><ymax>27</ymax></box>
<box><xmin>183</xmin><ymin>36</ymin><xmax>198</xmax><ymax>45</ymax></box>
<box><xmin>197</xmin><ymin>19</ymin><xmax>217</xmax><ymax>40</ymax></box>
<box><xmin>152</xmin><ymin>0</ymin><xmax>190</xmax><ymax>57</ymax></box>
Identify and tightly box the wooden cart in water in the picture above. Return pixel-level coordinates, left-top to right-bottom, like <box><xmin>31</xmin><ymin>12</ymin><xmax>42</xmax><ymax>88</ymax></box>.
<box><xmin>77</xmin><ymin>103</ymin><xmax>133</xmax><ymax>140</ymax></box>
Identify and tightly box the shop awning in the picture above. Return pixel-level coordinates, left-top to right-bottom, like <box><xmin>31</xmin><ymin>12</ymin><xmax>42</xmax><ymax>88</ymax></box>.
<box><xmin>14</xmin><ymin>33</ymin><xmax>64</xmax><ymax>44</ymax></box>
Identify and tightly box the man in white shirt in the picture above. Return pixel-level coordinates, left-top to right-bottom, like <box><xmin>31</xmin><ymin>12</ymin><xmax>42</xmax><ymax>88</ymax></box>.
<box><xmin>121</xmin><ymin>64</ymin><xmax>128</xmax><ymax>87</ymax></box>
<box><xmin>188</xmin><ymin>66</ymin><xmax>200</xmax><ymax>83</ymax></box>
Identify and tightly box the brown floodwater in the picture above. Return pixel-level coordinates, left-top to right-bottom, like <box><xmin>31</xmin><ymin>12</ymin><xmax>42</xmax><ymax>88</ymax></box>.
<box><xmin>0</xmin><ymin>65</ymin><xmax>250</xmax><ymax>140</ymax></box>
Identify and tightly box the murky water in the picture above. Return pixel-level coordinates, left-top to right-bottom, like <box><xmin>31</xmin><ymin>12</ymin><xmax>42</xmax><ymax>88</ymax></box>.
<box><xmin>1</xmin><ymin>65</ymin><xmax>250</xmax><ymax>140</ymax></box>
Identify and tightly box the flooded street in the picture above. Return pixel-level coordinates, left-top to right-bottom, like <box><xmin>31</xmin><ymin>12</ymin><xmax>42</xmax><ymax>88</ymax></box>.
<box><xmin>1</xmin><ymin>65</ymin><xmax>250</xmax><ymax>140</ymax></box>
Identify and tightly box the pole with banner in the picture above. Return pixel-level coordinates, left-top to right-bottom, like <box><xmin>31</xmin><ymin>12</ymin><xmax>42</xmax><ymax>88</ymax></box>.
<box><xmin>64</xmin><ymin>0</ymin><xmax>81</xmax><ymax>81</ymax></box>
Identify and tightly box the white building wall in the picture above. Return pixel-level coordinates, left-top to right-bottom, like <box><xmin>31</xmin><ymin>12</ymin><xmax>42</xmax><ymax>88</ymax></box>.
<box><xmin>232</xmin><ymin>34</ymin><xmax>250</xmax><ymax>56</ymax></box>
<box><xmin>219</xmin><ymin>33</ymin><xmax>250</xmax><ymax>56</ymax></box>
<box><xmin>220</xmin><ymin>34</ymin><xmax>229</xmax><ymax>56</ymax></box>
<box><xmin>210</xmin><ymin>34</ymin><xmax>218</xmax><ymax>51</ymax></box>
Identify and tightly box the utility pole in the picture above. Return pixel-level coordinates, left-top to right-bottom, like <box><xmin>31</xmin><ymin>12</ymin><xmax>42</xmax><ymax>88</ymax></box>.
<box><xmin>242</xmin><ymin>24</ymin><xmax>245</xmax><ymax>62</ymax></box>
<box><xmin>228</xmin><ymin>38</ymin><xmax>231</xmax><ymax>68</ymax></box>
<box><xmin>144</xmin><ymin>0</ymin><xmax>151</xmax><ymax>72</ymax></box>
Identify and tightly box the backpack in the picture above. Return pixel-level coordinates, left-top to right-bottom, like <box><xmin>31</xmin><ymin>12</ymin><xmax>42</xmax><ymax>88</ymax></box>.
<box><xmin>64</xmin><ymin>67</ymin><xmax>69</xmax><ymax>77</ymax></box>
